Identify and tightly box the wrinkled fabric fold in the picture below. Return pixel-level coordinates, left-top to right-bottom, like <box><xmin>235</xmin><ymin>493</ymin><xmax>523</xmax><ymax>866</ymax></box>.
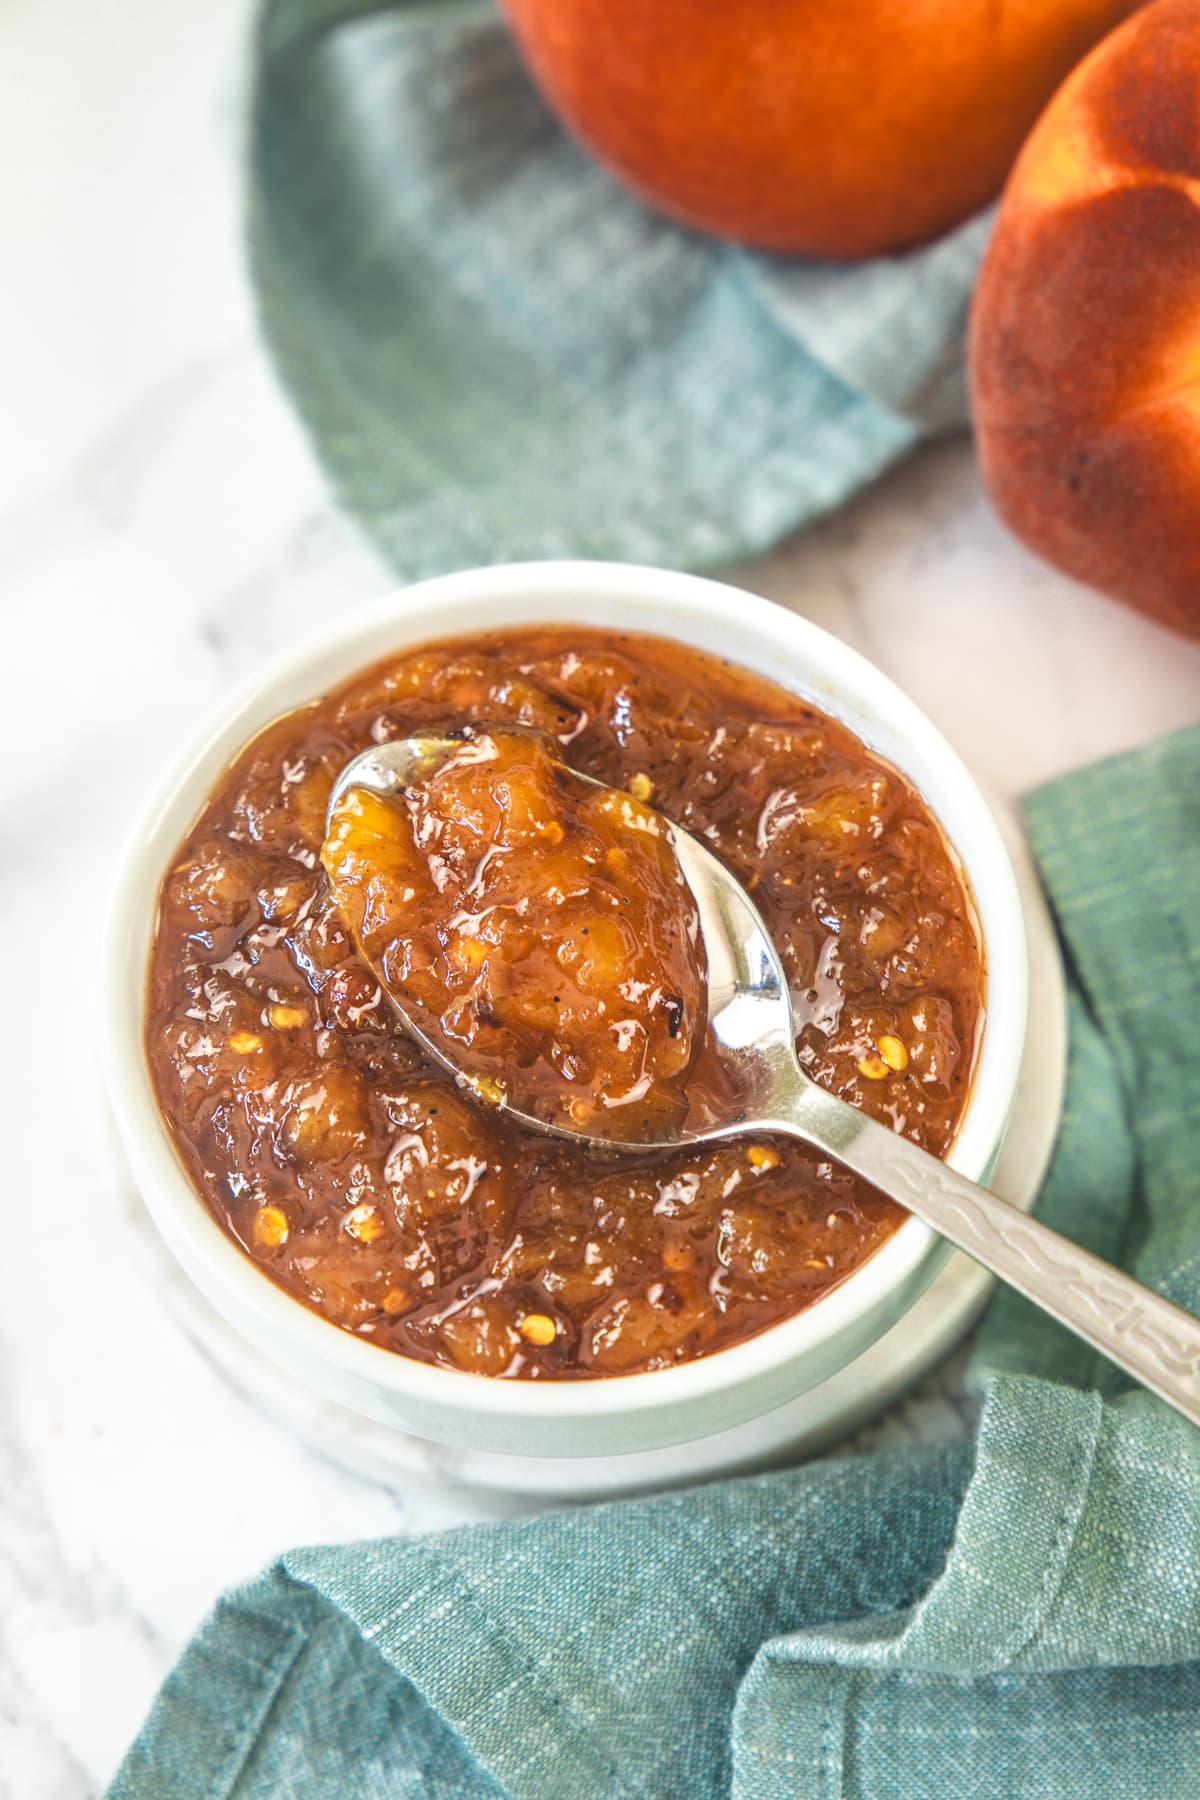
<box><xmin>110</xmin><ymin>728</ymin><xmax>1200</xmax><ymax>1798</ymax></box>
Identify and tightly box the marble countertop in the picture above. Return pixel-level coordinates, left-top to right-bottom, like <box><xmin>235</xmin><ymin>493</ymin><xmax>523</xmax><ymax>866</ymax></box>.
<box><xmin>4</xmin><ymin>2</ymin><xmax>1200</xmax><ymax>1794</ymax></box>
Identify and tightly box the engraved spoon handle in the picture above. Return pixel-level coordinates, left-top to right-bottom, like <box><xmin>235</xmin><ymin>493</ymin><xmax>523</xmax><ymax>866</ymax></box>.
<box><xmin>772</xmin><ymin>1074</ymin><xmax>1200</xmax><ymax>1428</ymax></box>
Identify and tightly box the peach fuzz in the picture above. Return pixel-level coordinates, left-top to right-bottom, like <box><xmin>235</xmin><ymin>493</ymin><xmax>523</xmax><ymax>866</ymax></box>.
<box><xmin>500</xmin><ymin>0</ymin><xmax>1139</xmax><ymax>256</ymax></box>
<box><xmin>970</xmin><ymin>0</ymin><xmax>1200</xmax><ymax>640</ymax></box>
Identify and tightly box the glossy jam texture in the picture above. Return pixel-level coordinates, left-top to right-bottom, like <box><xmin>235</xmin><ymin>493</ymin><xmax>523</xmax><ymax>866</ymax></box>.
<box><xmin>322</xmin><ymin>726</ymin><xmax>706</xmax><ymax>1139</ymax></box>
<box><xmin>145</xmin><ymin>628</ymin><xmax>985</xmax><ymax>1379</ymax></box>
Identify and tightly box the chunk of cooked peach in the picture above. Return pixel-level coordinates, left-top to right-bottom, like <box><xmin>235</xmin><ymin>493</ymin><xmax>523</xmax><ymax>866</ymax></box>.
<box><xmin>322</xmin><ymin>727</ymin><xmax>707</xmax><ymax>1139</ymax></box>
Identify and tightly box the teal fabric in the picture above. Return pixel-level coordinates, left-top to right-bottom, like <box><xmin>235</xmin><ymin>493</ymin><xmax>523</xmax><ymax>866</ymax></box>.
<box><xmin>248</xmin><ymin>0</ymin><xmax>989</xmax><ymax>579</ymax></box>
<box><xmin>110</xmin><ymin>726</ymin><xmax>1200</xmax><ymax>1798</ymax></box>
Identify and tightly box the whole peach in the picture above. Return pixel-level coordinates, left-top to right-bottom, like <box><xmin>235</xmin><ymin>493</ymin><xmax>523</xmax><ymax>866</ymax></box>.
<box><xmin>500</xmin><ymin>0</ymin><xmax>1139</xmax><ymax>257</ymax></box>
<box><xmin>970</xmin><ymin>0</ymin><xmax>1200</xmax><ymax>639</ymax></box>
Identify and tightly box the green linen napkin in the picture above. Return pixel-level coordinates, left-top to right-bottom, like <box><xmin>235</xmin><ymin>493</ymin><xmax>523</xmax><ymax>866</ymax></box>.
<box><xmin>110</xmin><ymin>725</ymin><xmax>1200</xmax><ymax>1798</ymax></box>
<box><xmin>249</xmin><ymin>0</ymin><xmax>989</xmax><ymax>579</ymax></box>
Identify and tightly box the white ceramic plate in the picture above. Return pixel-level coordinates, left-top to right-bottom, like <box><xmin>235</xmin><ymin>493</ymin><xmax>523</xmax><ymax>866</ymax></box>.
<box><xmin>117</xmin><ymin>792</ymin><xmax>1065</xmax><ymax>1500</ymax></box>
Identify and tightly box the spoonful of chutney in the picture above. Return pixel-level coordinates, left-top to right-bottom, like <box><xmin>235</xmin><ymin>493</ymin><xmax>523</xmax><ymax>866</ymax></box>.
<box><xmin>322</xmin><ymin>725</ymin><xmax>708</xmax><ymax>1143</ymax></box>
<box><xmin>324</xmin><ymin>727</ymin><xmax>1200</xmax><ymax>1430</ymax></box>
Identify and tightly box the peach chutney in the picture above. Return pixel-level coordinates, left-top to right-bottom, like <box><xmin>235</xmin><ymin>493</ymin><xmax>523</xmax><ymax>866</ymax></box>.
<box><xmin>145</xmin><ymin>628</ymin><xmax>984</xmax><ymax>1379</ymax></box>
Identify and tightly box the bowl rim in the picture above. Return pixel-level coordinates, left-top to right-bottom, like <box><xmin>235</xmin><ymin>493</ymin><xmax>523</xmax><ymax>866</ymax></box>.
<box><xmin>103</xmin><ymin>559</ymin><xmax>1029</xmax><ymax>1427</ymax></box>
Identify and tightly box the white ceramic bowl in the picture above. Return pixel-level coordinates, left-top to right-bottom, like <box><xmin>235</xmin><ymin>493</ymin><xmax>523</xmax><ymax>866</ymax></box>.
<box><xmin>105</xmin><ymin>562</ymin><xmax>1028</xmax><ymax>1459</ymax></box>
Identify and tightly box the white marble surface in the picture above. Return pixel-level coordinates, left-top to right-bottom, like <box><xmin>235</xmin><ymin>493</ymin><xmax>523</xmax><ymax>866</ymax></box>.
<box><xmin>3</xmin><ymin>2</ymin><xmax>1200</xmax><ymax>1795</ymax></box>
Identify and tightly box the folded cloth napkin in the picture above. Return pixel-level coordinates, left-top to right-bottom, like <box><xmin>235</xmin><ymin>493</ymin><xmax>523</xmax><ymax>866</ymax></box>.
<box><xmin>249</xmin><ymin>0</ymin><xmax>990</xmax><ymax>579</ymax></box>
<box><xmin>109</xmin><ymin>725</ymin><xmax>1200</xmax><ymax>1798</ymax></box>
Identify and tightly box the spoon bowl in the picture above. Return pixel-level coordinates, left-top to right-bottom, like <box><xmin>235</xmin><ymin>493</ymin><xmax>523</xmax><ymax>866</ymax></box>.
<box><xmin>329</xmin><ymin>734</ymin><xmax>814</xmax><ymax>1150</ymax></box>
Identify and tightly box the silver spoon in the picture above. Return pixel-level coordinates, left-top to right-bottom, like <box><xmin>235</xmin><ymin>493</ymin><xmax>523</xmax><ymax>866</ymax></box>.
<box><xmin>330</xmin><ymin>737</ymin><xmax>1200</xmax><ymax>1429</ymax></box>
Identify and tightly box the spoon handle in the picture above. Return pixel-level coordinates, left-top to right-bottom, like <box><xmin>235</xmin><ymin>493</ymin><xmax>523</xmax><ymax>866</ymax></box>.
<box><xmin>775</xmin><ymin>1080</ymin><xmax>1200</xmax><ymax>1429</ymax></box>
